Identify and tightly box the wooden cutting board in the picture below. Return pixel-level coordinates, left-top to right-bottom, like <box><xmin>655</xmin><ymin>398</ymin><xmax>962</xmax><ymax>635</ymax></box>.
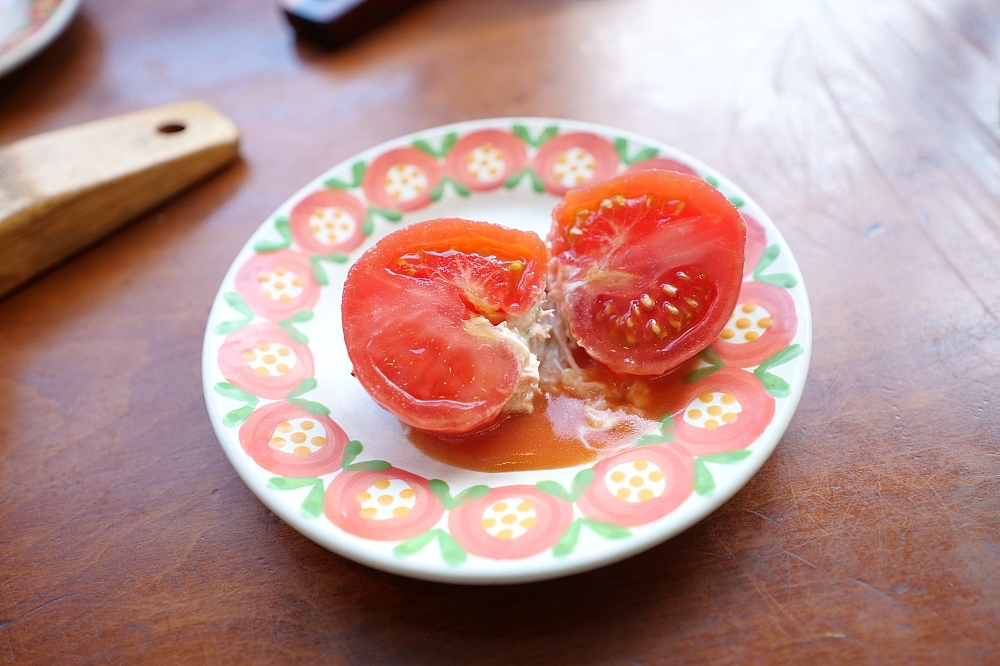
<box><xmin>0</xmin><ymin>100</ymin><xmax>240</xmax><ymax>298</ymax></box>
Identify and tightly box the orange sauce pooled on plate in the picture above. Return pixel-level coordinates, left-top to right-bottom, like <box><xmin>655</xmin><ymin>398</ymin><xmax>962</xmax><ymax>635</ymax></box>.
<box><xmin>407</xmin><ymin>354</ymin><xmax>695</xmax><ymax>473</ymax></box>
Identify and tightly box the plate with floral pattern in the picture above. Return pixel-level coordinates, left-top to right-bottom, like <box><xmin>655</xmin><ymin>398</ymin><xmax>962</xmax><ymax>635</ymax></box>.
<box><xmin>202</xmin><ymin>118</ymin><xmax>811</xmax><ymax>584</ymax></box>
<box><xmin>0</xmin><ymin>0</ymin><xmax>79</xmax><ymax>78</ymax></box>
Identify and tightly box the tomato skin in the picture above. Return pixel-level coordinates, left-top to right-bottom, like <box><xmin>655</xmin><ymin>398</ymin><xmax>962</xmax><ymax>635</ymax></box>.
<box><xmin>577</xmin><ymin>445</ymin><xmax>693</xmax><ymax>527</ymax></box>
<box><xmin>627</xmin><ymin>157</ymin><xmax>698</xmax><ymax>177</ymax></box>
<box><xmin>448</xmin><ymin>486</ymin><xmax>573</xmax><ymax>559</ymax></box>
<box><xmin>672</xmin><ymin>368</ymin><xmax>774</xmax><ymax>456</ymax></box>
<box><xmin>324</xmin><ymin>468</ymin><xmax>443</xmax><ymax>541</ymax></box>
<box><xmin>290</xmin><ymin>189</ymin><xmax>369</xmax><ymax>255</ymax></box>
<box><xmin>446</xmin><ymin>130</ymin><xmax>527</xmax><ymax>192</ymax></box>
<box><xmin>218</xmin><ymin>323</ymin><xmax>313</xmax><ymax>399</ymax></box>
<box><xmin>549</xmin><ymin>170</ymin><xmax>746</xmax><ymax>376</ymax></box>
<box><xmin>711</xmin><ymin>281</ymin><xmax>797</xmax><ymax>368</ymax></box>
<box><xmin>239</xmin><ymin>401</ymin><xmax>348</xmax><ymax>477</ymax></box>
<box><xmin>363</xmin><ymin>147</ymin><xmax>443</xmax><ymax>212</ymax></box>
<box><xmin>342</xmin><ymin>218</ymin><xmax>548</xmax><ymax>435</ymax></box>
<box><xmin>533</xmin><ymin>133</ymin><xmax>619</xmax><ymax>195</ymax></box>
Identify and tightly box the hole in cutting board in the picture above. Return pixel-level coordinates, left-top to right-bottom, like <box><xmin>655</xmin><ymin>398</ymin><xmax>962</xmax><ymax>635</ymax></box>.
<box><xmin>157</xmin><ymin>123</ymin><xmax>186</xmax><ymax>134</ymax></box>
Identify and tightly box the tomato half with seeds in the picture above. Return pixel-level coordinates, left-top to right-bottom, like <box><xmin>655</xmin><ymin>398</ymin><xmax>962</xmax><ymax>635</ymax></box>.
<box><xmin>325</xmin><ymin>468</ymin><xmax>443</xmax><ymax>541</ymax></box>
<box><xmin>445</xmin><ymin>130</ymin><xmax>527</xmax><ymax>192</ymax></box>
<box><xmin>363</xmin><ymin>147</ymin><xmax>443</xmax><ymax>212</ymax></box>
<box><xmin>533</xmin><ymin>133</ymin><xmax>619</xmax><ymax>195</ymax></box>
<box><xmin>711</xmin><ymin>281</ymin><xmax>797</xmax><ymax>368</ymax></box>
<box><xmin>549</xmin><ymin>170</ymin><xmax>746</xmax><ymax>376</ymax></box>
<box><xmin>341</xmin><ymin>218</ymin><xmax>548</xmax><ymax>435</ymax></box>
<box><xmin>219</xmin><ymin>323</ymin><xmax>313</xmax><ymax>399</ymax></box>
<box><xmin>290</xmin><ymin>189</ymin><xmax>369</xmax><ymax>255</ymax></box>
<box><xmin>577</xmin><ymin>445</ymin><xmax>693</xmax><ymax>528</ymax></box>
<box><xmin>448</xmin><ymin>485</ymin><xmax>573</xmax><ymax>559</ymax></box>
<box><xmin>672</xmin><ymin>368</ymin><xmax>774</xmax><ymax>456</ymax></box>
<box><xmin>239</xmin><ymin>401</ymin><xmax>348</xmax><ymax>476</ymax></box>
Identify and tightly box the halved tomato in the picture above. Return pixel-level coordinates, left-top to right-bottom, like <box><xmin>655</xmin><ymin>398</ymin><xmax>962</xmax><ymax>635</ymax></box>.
<box><xmin>341</xmin><ymin>218</ymin><xmax>549</xmax><ymax>435</ymax></box>
<box><xmin>548</xmin><ymin>170</ymin><xmax>746</xmax><ymax>376</ymax></box>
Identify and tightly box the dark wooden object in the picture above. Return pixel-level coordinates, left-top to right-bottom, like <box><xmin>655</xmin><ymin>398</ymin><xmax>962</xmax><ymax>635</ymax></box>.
<box><xmin>1</xmin><ymin>0</ymin><xmax>999</xmax><ymax>662</ymax></box>
<box><xmin>282</xmin><ymin>0</ymin><xmax>424</xmax><ymax>48</ymax></box>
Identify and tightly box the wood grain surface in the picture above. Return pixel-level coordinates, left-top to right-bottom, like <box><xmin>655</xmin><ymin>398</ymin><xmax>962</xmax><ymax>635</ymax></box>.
<box><xmin>1</xmin><ymin>0</ymin><xmax>999</xmax><ymax>662</ymax></box>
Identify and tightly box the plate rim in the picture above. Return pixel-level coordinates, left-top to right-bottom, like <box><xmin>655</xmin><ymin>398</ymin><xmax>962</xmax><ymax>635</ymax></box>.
<box><xmin>201</xmin><ymin>116</ymin><xmax>813</xmax><ymax>584</ymax></box>
<box><xmin>0</xmin><ymin>0</ymin><xmax>80</xmax><ymax>78</ymax></box>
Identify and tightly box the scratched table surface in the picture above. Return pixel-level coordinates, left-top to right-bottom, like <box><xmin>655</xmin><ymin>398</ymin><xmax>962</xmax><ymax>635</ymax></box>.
<box><xmin>2</xmin><ymin>0</ymin><xmax>999</xmax><ymax>662</ymax></box>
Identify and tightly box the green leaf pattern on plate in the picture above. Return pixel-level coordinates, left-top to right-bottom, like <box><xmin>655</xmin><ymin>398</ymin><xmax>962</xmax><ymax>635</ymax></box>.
<box><xmin>253</xmin><ymin>217</ymin><xmax>292</xmax><ymax>253</ymax></box>
<box><xmin>214</xmin><ymin>292</ymin><xmax>254</xmax><ymax>335</ymax></box>
<box><xmin>268</xmin><ymin>476</ymin><xmax>326</xmax><ymax>518</ymax></box>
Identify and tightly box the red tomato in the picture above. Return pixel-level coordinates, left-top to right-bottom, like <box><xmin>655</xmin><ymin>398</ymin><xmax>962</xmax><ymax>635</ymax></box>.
<box><xmin>341</xmin><ymin>218</ymin><xmax>549</xmax><ymax>435</ymax></box>
<box><xmin>627</xmin><ymin>157</ymin><xmax>698</xmax><ymax>177</ymax></box>
<box><xmin>742</xmin><ymin>211</ymin><xmax>768</xmax><ymax>278</ymax></box>
<box><xmin>218</xmin><ymin>323</ymin><xmax>314</xmax><ymax>399</ymax></box>
<box><xmin>672</xmin><ymin>368</ymin><xmax>774</xmax><ymax>456</ymax></box>
<box><xmin>711</xmin><ymin>281</ymin><xmax>797</xmax><ymax>368</ymax></box>
<box><xmin>239</xmin><ymin>401</ymin><xmax>348</xmax><ymax>477</ymax></box>
<box><xmin>548</xmin><ymin>170</ymin><xmax>746</xmax><ymax>376</ymax></box>
<box><xmin>290</xmin><ymin>189</ymin><xmax>369</xmax><ymax>255</ymax></box>
<box><xmin>533</xmin><ymin>133</ymin><xmax>619</xmax><ymax>195</ymax></box>
<box><xmin>445</xmin><ymin>130</ymin><xmax>527</xmax><ymax>192</ymax></box>
<box><xmin>577</xmin><ymin>445</ymin><xmax>693</xmax><ymax>528</ymax></box>
<box><xmin>363</xmin><ymin>147</ymin><xmax>443</xmax><ymax>212</ymax></box>
<box><xmin>448</xmin><ymin>485</ymin><xmax>573</xmax><ymax>559</ymax></box>
<box><xmin>324</xmin><ymin>468</ymin><xmax>443</xmax><ymax>541</ymax></box>
<box><xmin>234</xmin><ymin>250</ymin><xmax>320</xmax><ymax>321</ymax></box>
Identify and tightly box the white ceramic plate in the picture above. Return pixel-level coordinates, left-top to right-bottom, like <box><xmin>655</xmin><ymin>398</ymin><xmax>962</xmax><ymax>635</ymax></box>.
<box><xmin>202</xmin><ymin>118</ymin><xmax>811</xmax><ymax>584</ymax></box>
<box><xmin>0</xmin><ymin>0</ymin><xmax>78</xmax><ymax>78</ymax></box>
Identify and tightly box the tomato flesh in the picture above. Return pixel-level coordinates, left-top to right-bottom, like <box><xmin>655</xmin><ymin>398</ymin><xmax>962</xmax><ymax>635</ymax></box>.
<box><xmin>342</xmin><ymin>219</ymin><xmax>548</xmax><ymax>435</ymax></box>
<box><xmin>549</xmin><ymin>170</ymin><xmax>745</xmax><ymax>376</ymax></box>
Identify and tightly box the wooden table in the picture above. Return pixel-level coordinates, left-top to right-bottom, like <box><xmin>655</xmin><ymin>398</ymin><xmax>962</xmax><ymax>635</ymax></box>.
<box><xmin>2</xmin><ymin>0</ymin><xmax>999</xmax><ymax>661</ymax></box>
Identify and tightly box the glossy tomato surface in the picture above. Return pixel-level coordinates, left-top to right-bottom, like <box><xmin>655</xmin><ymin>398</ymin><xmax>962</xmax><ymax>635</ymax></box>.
<box><xmin>342</xmin><ymin>219</ymin><xmax>548</xmax><ymax>435</ymax></box>
<box><xmin>549</xmin><ymin>170</ymin><xmax>746</xmax><ymax>376</ymax></box>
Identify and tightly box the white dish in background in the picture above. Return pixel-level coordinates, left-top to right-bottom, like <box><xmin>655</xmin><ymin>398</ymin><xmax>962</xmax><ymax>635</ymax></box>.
<box><xmin>202</xmin><ymin>118</ymin><xmax>812</xmax><ymax>584</ymax></box>
<box><xmin>0</xmin><ymin>0</ymin><xmax>79</xmax><ymax>79</ymax></box>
